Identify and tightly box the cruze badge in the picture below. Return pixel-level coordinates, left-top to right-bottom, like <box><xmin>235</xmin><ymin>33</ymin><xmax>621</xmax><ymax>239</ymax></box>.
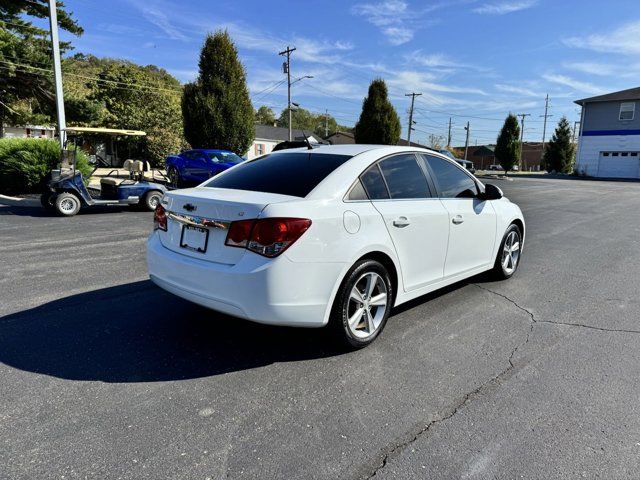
<box><xmin>183</xmin><ymin>203</ymin><xmax>197</xmax><ymax>212</ymax></box>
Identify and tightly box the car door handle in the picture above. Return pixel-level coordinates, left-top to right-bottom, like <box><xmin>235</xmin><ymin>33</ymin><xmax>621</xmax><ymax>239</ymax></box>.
<box><xmin>452</xmin><ymin>215</ymin><xmax>464</xmax><ymax>225</ymax></box>
<box><xmin>393</xmin><ymin>217</ymin><xmax>411</xmax><ymax>227</ymax></box>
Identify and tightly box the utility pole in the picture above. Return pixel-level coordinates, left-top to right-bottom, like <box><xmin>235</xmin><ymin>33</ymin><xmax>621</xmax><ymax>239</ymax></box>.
<box><xmin>464</xmin><ymin>122</ymin><xmax>470</xmax><ymax>160</ymax></box>
<box><xmin>540</xmin><ymin>94</ymin><xmax>553</xmax><ymax>162</ymax></box>
<box><xmin>405</xmin><ymin>92</ymin><xmax>421</xmax><ymax>144</ymax></box>
<box><xmin>279</xmin><ymin>46</ymin><xmax>296</xmax><ymax>141</ymax></box>
<box><xmin>447</xmin><ymin>117</ymin><xmax>452</xmax><ymax>147</ymax></box>
<box><xmin>325</xmin><ymin>108</ymin><xmax>329</xmax><ymax>137</ymax></box>
<box><xmin>517</xmin><ymin>113</ymin><xmax>531</xmax><ymax>169</ymax></box>
<box><xmin>48</xmin><ymin>0</ymin><xmax>66</xmax><ymax>147</ymax></box>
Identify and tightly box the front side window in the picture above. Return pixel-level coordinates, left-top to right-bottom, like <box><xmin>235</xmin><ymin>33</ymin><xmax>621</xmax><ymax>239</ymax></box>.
<box><xmin>620</xmin><ymin>102</ymin><xmax>635</xmax><ymax>121</ymax></box>
<box><xmin>204</xmin><ymin>152</ymin><xmax>351</xmax><ymax>197</ymax></box>
<box><xmin>378</xmin><ymin>154</ymin><xmax>431</xmax><ymax>199</ymax></box>
<box><xmin>425</xmin><ymin>155</ymin><xmax>478</xmax><ymax>199</ymax></box>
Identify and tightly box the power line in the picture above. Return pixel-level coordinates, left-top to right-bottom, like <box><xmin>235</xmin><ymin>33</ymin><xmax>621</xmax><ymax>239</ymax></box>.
<box><xmin>540</xmin><ymin>94</ymin><xmax>553</xmax><ymax>162</ymax></box>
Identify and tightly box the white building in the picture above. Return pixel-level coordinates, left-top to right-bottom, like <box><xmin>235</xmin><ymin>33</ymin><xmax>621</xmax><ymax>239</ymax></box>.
<box><xmin>1</xmin><ymin>125</ymin><xmax>56</xmax><ymax>139</ymax></box>
<box><xmin>246</xmin><ymin>125</ymin><xmax>323</xmax><ymax>159</ymax></box>
<box><xmin>575</xmin><ymin>87</ymin><xmax>640</xmax><ymax>179</ymax></box>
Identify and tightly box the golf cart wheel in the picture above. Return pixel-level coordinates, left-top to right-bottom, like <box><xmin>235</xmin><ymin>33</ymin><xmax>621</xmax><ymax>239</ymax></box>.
<box><xmin>40</xmin><ymin>193</ymin><xmax>56</xmax><ymax>211</ymax></box>
<box><xmin>143</xmin><ymin>190</ymin><xmax>163</xmax><ymax>211</ymax></box>
<box><xmin>54</xmin><ymin>192</ymin><xmax>81</xmax><ymax>217</ymax></box>
<box><xmin>168</xmin><ymin>168</ymin><xmax>181</xmax><ymax>188</ymax></box>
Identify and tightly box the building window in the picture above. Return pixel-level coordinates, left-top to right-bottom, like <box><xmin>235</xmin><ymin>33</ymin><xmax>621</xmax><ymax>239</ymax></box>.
<box><xmin>619</xmin><ymin>102</ymin><xmax>635</xmax><ymax>121</ymax></box>
<box><xmin>255</xmin><ymin>143</ymin><xmax>265</xmax><ymax>156</ymax></box>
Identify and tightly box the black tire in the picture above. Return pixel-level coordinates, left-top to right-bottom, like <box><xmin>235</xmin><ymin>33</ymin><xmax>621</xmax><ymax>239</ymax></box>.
<box><xmin>142</xmin><ymin>190</ymin><xmax>163</xmax><ymax>211</ymax></box>
<box><xmin>40</xmin><ymin>193</ymin><xmax>56</xmax><ymax>211</ymax></box>
<box><xmin>167</xmin><ymin>167</ymin><xmax>181</xmax><ymax>188</ymax></box>
<box><xmin>329</xmin><ymin>259</ymin><xmax>393</xmax><ymax>349</ymax></box>
<box><xmin>54</xmin><ymin>192</ymin><xmax>81</xmax><ymax>217</ymax></box>
<box><xmin>491</xmin><ymin>224</ymin><xmax>522</xmax><ymax>280</ymax></box>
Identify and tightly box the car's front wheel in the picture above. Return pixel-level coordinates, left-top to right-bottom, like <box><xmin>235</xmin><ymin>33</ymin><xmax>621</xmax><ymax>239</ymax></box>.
<box><xmin>492</xmin><ymin>224</ymin><xmax>522</xmax><ymax>279</ymax></box>
<box><xmin>330</xmin><ymin>259</ymin><xmax>393</xmax><ymax>349</ymax></box>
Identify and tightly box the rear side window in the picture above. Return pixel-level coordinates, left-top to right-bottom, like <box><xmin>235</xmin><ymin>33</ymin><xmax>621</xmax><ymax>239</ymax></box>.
<box><xmin>425</xmin><ymin>155</ymin><xmax>478</xmax><ymax>198</ymax></box>
<box><xmin>361</xmin><ymin>165</ymin><xmax>389</xmax><ymax>199</ymax></box>
<box><xmin>378</xmin><ymin>154</ymin><xmax>431</xmax><ymax>199</ymax></box>
<box><xmin>204</xmin><ymin>152</ymin><xmax>352</xmax><ymax>197</ymax></box>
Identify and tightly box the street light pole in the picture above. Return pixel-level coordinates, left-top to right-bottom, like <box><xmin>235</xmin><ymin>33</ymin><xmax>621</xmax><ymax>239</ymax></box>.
<box><xmin>279</xmin><ymin>46</ymin><xmax>296</xmax><ymax>141</ymax></box>
<box><xmin>48</xmin><ymin>0</ymin><xmax>66</xmax><ymax>147</ymax></box>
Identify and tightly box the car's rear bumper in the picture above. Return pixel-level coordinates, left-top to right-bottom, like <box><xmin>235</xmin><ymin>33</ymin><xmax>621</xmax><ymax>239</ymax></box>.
<box><xmin>146</xmin><ymin>232</ymin><xmax>346</xmax><ymax>327</ymax></box>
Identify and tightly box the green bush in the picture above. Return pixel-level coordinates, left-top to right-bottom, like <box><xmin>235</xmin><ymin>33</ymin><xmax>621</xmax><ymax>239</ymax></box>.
<box><xmin>0</xmin><ymin>138</ymin><xmax>93</xmax><ymax>195</ymax></box>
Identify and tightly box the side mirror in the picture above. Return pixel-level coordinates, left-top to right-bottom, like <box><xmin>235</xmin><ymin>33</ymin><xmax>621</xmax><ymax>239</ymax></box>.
<box><xmin>480</xmin><ymin>183</ymin><xmax>503</xmax><ymax>200</ymax></box>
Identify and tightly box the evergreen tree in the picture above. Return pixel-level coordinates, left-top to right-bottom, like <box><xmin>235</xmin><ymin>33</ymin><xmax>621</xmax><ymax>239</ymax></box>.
<box><xmin>495</xmin><ymin>114</ymin><xmax>521</xmax><ymax>174</ymax></box>
<box><xmin>543</xmin><ymin>116</ymin><xmax>575</xmax><ymax>173</ymax></box>
<box><xmin>182</xmin><ymin>31</ymin><xmax>254</xmax><ymax>153</ymax></box>
<box><xmin>354</xmin><ymin>79</ymin><xmax>401</xmax><ymax>145</ymax></box>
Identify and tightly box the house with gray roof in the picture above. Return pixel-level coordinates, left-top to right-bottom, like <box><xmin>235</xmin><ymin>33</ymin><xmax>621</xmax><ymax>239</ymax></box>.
<box><xmin>575</xmin><ymin>87</ymin><xmax>640</xmax><ymax>178</ymax></box>
<box><xmin>247</xmin><ymin>125</ymin><xmax>324</xmax><ymax>159</ymax></box>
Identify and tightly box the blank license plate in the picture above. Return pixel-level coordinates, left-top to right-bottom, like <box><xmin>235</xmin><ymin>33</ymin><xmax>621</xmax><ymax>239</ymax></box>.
<box><xmin>180</xmin><ymin>225</ymin><xmax>209</xmax><ymax>253</ymax></box>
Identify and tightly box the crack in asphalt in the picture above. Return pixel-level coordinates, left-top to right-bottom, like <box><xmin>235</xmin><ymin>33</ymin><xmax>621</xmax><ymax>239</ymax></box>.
<box><xmin>361</xmin><ymin>285</ymin><xmax>535</xmax><ymax>479</ymax></box>
<box><xmin>361</xmin><ymin>283</ymin><xmax>640</xmax><ymax>479</ymax></box>
<box><xmin>475</xmin><ymin>284</ymin><xmax>640</xmax><ymax>335</ymax></box>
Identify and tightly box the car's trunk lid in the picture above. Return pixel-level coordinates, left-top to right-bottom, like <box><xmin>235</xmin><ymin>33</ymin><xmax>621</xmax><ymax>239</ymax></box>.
<box><xmin>160</xmin><ymin>187</ymin><xmax>297</xmax><ymax>264</ymax></box>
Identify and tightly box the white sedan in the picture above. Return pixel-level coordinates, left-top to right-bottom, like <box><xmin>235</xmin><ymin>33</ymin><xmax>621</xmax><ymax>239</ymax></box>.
<box><xmin>147</xmin><ymin>145</ymin><xmax>524</xmax><ymax>348</ymax></box>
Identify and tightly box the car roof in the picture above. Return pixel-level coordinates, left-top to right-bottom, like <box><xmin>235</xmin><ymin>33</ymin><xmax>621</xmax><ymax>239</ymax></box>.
<box><xmin>276</xmin><ymin>144</ymin><xmax>437</xmax><ymax>156</ymax></box>
<box><xmin>193</xmin><ymin>148</ymin><xmax>234</xmax><ymax>153</ymax></box>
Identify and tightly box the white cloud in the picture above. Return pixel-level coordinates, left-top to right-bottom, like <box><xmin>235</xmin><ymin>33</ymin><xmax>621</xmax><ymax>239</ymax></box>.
<box><xmin>562</xmin><ymin>62</ymin><xmax>617</xmax><ymax>76</ymax></box>
<box><xmin>140</xmin><ymin>7</ymin><xmax>188</xmax><ymax>41</ymax></box>
<box><xmin>386</xmin><ymin>70</ymin><xmax>488</xmax><ymax>107</ymax></box>
<box><xmin>473</xmin><ymin>0</ymin><xmax>538</xmax><ymax>15</ymax></box>
<box><xmin>351</xmin><ymin>1</ymin><xmax>420</xmax><ymax>45</ymax></box>
<box><xmin>564</xmin><ymin>21</ymin><xmax>640</xmax><ymax>55</ymax></box>
<box><xmin>404</xmin><ymin>51</ymin><xmax>487</xmax><ymax>73</ymax></box>
<box><xmin>494</xmin><ymin>83</ymin><xmax>541</xmax><ymax>97</ymax></box>
<box><xmin>542</xmin><ymin>74</ymin><xmax>604</xmax><ymax>95</ymax></box>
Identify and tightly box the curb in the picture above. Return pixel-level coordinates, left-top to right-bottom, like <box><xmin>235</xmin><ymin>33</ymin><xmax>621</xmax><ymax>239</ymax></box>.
<box><xmin>0</xmin><ymin>194</ymin><xmax>41</xmax><ymax>207</ymax></box>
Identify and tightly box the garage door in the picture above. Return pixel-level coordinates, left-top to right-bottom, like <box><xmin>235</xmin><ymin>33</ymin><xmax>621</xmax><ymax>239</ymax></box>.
<box><xmin>597</xmin><ymin>152</ymin><xmax>640</xmax><ymax>178</ymax></box>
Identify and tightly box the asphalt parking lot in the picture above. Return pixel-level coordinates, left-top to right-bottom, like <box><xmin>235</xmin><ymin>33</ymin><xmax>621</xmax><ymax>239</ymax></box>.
<box><xmin>1</xmin><ymin>177</ymin><xmax>640</xmax><ymax>479</ymax></box>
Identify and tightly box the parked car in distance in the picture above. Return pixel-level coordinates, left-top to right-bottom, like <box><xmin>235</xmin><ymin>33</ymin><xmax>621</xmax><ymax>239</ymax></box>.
<box><xmin>166</xmin><ymin>149</ymin><xmax>244</xmax><ymax>188</ymax></box>
<box><xmin>438</xmin><ymin>149</ymin><xmax>475</xmax><ymax>173</ymax></box>
<box><xmin>148</xmin><ymin>145</ymin><xmax>525</xmax><ymax>348</ymax></box>
<box><xmin>489</xmin><ymin>164</ymin><xmax>504</xmax><ymax>171</ymax></box>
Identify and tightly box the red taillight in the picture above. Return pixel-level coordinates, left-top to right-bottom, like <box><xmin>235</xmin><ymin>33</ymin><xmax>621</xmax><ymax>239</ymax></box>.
<box><xmin>225</xmin><ymin>219</ymin><xmax>254</xmax><ymax>247</ymax></box>
<box><xmin>225</xmin><ymin>218</ymin><xmax>311</xmax><ymax>257</ymax></box>
<box><xmin>154</xmin><ymin>204</ymin><xmax>167</xmax><ymax>231</ymax></box>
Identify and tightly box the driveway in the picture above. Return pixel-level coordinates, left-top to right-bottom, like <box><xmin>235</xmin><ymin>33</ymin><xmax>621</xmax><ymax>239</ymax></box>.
<box><xmin>1</xmin><ymin>177</ymin><xmax>639</xmax><ymax>479</ymax></box>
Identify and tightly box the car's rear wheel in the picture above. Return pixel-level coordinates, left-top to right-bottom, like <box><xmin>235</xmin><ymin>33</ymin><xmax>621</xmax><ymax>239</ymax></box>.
<box><xmin>330</xmin><ymin>259</ymin><xmax>393</xmax><ymax>349</ymax></box>
<box><xmin>54</xmin><ymin>192</ymin><xmax>81</xmax><ymax>217</ymax></box>
<box><xmin>492</xmin><ymin>224</ymin><xmax>522</xmax><ymax>279</ymax></box>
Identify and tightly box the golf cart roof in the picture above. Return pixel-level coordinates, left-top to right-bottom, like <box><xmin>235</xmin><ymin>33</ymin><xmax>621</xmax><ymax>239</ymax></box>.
<box><xmin>63</xmin><ymin>127</ymin><xmax>146</xmax><ymax>136</ymax></box>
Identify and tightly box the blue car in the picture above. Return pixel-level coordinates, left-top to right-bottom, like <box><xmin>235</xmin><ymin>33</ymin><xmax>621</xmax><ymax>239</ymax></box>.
<box><xmin>166</xmin><ymin>149</ymin><xmax>244</xmax><ymax>187</ymax></box>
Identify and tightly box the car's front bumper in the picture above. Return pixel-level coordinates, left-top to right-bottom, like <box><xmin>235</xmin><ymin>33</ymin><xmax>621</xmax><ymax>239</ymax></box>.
<box><xmin>147</xmin><ymin>232</ymin><xmax>346</xmax><ymax>327</ymax></box>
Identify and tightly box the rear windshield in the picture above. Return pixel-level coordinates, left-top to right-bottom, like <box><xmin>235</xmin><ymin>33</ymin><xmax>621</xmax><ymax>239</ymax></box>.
<box><xmin>204</xmin><ymin>152</ymin><xmax>352</xmax><ymax>197</ymax></box>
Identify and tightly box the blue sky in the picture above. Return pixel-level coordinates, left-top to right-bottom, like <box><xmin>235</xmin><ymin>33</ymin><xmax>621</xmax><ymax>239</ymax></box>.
<box><xmin>56</xmin><ymin>0</ymin><xmax>640</xmax><ymax>146</ymax></box>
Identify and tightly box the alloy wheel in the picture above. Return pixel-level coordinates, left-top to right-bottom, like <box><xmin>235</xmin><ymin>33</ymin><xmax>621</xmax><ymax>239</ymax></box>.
<box><xmin>346</xmin><ymin>272</ymin><xmax>388</xmax><ymax>339</ymax></box>
<box><xmin>59</xmin><ymin>197</ymin><xmax>77</xmax><ymax>214</ymax></box>
<box><xmin>502</xmin><ymin>230</ymin><xmax>521</xmax><ymax>274</ymax></box>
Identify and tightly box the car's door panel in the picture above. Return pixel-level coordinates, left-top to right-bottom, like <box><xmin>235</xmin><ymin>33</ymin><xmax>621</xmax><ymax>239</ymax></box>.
<box><xmin>365</xmin><ymin>154</ymin><xmax>449</xmax><ymax>292</ymax></box>
<box><xmin>421</xmin><ymin>154</ymin><xmax>497</xmax><ymax>277</ymax></box>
